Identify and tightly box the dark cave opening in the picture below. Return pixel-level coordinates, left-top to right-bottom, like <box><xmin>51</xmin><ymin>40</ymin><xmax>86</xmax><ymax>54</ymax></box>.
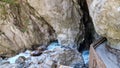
<box><xmin>78</xmin><ymin>0</ymin><xmax>96</xmax><ymax>52</ymax></box>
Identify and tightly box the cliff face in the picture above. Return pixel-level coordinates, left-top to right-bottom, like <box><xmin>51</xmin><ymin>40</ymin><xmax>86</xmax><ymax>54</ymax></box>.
<box><xmin>0</xmin><ymin>0</ymin><xmax>84</xmax><ymax>57</ymax></box>
<box><xmin>87</xmin><ymin>0</ymin><xmax>120</xmax><ymax>50</ymax></box>
<box><xmin>0</xmin><ymin>1</ymin><xmax>56</xmax><ymax>57</ymax></box>
<box><xmin>2</xmin><ymin>0</ymin><xmax>120</xmax><ymax>67</ymax></box>
<box><xmin>27</xmin><ymin>0</ymin><xmax>84</xmax><ymax>46</ymax></box>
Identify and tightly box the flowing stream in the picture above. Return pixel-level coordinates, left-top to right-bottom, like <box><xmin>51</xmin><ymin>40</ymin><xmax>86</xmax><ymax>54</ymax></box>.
<box><xmin>7</xmin><ymin>42</ymin><xmax>89</xmax><ymax>67</ymax></box>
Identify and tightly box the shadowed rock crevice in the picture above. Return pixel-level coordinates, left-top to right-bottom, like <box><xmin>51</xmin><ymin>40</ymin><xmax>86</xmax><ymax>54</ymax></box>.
<box><xmin>77</xmin><ymin>0</ymin><xmax>97</xmax><ymax>52</ymax></box>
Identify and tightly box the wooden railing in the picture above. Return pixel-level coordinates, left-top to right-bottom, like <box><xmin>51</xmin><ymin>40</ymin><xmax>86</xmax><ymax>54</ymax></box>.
<box><xmin>89</xmin><ymin>37</ymin><xmax>106</xmax><ymax>68</ymax></box>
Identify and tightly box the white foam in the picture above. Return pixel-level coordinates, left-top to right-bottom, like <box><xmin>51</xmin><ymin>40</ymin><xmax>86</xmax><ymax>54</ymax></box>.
<box><xmin>7</xmin><ymin>50</ymin><xmax>31</xmax><ymax>64</ymax></box>
<box><xmin>82</xmin><ymin>50</ymin><xmax>89</xmax><ymax>64</ymax></box>
<box><xmin>47</xmin><ymin>42</ymin><xmax>61</xmax><ymax>50</ymax></box>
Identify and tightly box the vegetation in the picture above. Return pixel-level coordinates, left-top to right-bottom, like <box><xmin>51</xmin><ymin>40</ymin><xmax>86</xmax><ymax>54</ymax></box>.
<box><xmin>0</xmin><ymin>4</ymin><xmax>7</xmax><ymax>20</ymax></box>
<box><xmin>0</xmin><ymin>0</ymin><xmax>29</xmax><ymax>33</ymax></box>
<box><xmin>0</xmin><ymin>0</ymin><xmax>17</xmax><ymax>5</ymax></box>
<box><xmin>0</xmin><ymin>0</ymin><xmax>18</xmax><ymax>19</ymax></box>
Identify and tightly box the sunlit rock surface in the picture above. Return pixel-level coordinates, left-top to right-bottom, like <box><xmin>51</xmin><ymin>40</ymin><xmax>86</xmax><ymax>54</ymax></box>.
<box><xmin>28</xmin><ymin>0</ymin><xmax>84</xmax><ymax>46</ymax></box>
<box><xmin>87</xmin><ymin>0</ymin><xmax>120</xmax><ymax>50</ymax></box>
<box><xmin>0</xmin><ymin>0</ymin><xmax>84</xmax><ymax>57</ymax></box>
<box><xmin>0</xmin><ymin>1</ymin><xmax>56</xmax><ymax>57</ymax></box>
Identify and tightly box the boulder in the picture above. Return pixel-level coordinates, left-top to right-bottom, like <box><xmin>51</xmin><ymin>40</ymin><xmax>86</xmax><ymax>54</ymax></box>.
<box><xmin>0</xmin><ymin>0</ymin><xmax>84</xmax><ymax>57</ymax></box>
<box><xmin>0</xmin><ymin>43</ymin><xmax>84</xmax><ymax>68</ymax></box>
<box><xmin>0</xmin><ymin>64</ymin><xmax>18</xmax><ymax>68</ymax></box>
<box><xmin>87</xmin><ymin>0</ymin><xmax>120</xmax><ymax>50</ymax></box>
<box><xmin>0</xmin><ymin>1</ymin><xmax>56</xmax><ymax>57</ymax></box>
<box><xmin>27</xmin><ymin>46</ymin><xmax>84</xmax><ymax>68</ymax></box>
<box><xmin>58</xmin><ymin>65</ymin><xmax>73</xmax><ymax>68</ymax></box>
<box><xmin>27</xmin><ymin>0</ymin><xmax>84</xmax><ymax>46</ymax></box>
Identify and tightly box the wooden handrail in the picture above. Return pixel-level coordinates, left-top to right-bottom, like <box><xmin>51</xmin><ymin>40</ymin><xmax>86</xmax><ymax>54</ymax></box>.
<box><xmin>89</xmin><ymin>37</ymin><xmax>107</xmax><ymax>68</ymax></box>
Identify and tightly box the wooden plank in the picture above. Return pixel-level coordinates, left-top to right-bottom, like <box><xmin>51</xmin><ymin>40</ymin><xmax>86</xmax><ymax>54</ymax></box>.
<box><xmin>89</xmin><ymin>45</ymin><xmax>106</xmax><ymax>68</ymax></box>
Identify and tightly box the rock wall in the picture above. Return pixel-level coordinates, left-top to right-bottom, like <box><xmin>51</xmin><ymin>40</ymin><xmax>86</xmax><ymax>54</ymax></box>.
<box><xmin>87</xmin><ymin>0</ymin><xmax>120</xmax><ymax>50</ymax></box>
<box><xmin>0</xmin><ymin>1</ymin><xmax>56</xmax><ymax>57</ymax></box>
<box><xmin>0</xmin><ymin>0</ymin><xmax>84</xmax><ymax>57</ymax></box>
<box><xmin>77</xmin><ymin>0</ymin><xmax>97</xmax><ymax>52</ymax></box>
<box><xmin>27</xmin><ymin>0</ymin><xmax>84</xmax><ymax>46</ymax></box>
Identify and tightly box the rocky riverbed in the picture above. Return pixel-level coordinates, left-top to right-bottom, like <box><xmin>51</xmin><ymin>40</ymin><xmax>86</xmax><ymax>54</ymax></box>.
<box><xmin>0</xmin><ymin>42</ymin><xmax>88</xmax><ymax>68</ymax></box>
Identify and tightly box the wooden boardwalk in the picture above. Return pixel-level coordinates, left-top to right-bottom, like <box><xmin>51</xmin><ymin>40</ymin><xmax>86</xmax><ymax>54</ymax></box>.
<box><xmin>89</xmin><ymin>37</ymin><xmax>106</xmax><ymax>68</ymax></box>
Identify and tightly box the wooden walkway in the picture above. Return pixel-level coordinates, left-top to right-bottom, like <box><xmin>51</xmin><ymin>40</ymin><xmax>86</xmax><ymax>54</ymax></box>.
<box><xmin>89</xmin><ymin>37</ymin><xmax>106</xmax><ymax>68</ymax></box>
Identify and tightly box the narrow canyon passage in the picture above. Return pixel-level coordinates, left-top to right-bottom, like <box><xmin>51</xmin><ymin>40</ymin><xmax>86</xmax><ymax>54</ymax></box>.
<box><xmin>0</xmin><ymin>0</ymin><xmax>120</xmax><ymax>68</ymax></box>
<box><xmin>77</xmin><ymin>0</ymin><xmax>97</xmax><ymax>52</ymax></box>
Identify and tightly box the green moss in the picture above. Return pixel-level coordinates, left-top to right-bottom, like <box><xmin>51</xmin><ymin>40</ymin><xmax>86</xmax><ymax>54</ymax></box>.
<box><xmin>0</xmin><ymin>1</ymin><xmax>29</xmax><ymax>33</ymax></box>
<box><xmin>0</xmin><ymin>0</ymin><xmax>17</xmax><ymax>19</ymax></box>
<box><xmin>0</xmin><ymin>4</ymin><xmax>8</xmax><ymax>20</ymax></box>
<box><xmin>0</xmin><ymin>4</ymin><xmax>4</xmax><ymax>8</ymax></box>
<box><xmin>21</xmin><ymin>27</ymin><xmax>27</xmax><ymax>33</ymax></box>
<box><xmin>0</xmin><ymin>0</ymin><xmax>17</xmax><ymax>5</ymax></box>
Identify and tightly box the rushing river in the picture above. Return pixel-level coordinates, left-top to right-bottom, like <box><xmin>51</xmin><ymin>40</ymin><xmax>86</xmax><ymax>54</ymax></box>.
<box><xmin>7</xmin><ymin>42</ymin><xmax>89</xmax><ymax>65</ymax></box>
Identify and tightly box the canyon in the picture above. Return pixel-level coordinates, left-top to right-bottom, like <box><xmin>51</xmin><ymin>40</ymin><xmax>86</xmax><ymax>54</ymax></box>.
<box><xmin>0</xmin><ymin>0</ymin><xmax>120</xmax><ymax>68</ymax></box>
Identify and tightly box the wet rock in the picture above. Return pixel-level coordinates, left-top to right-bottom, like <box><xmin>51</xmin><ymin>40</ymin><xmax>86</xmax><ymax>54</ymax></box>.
<box><xmin>0</xmin><ymin>60</ymin><xmax>10</xmax><ymax>65</ymax></box>
<box><xmin>0</xmin><ymin>58</ymin><xmax>2</xmax><ymax>62</ymax></box>
<box><xmin>31</xmin><ymin>45</ymin><xmax>46</xmax><ymax>51</ymax></box>
<box><xmin>47</xmin><ymin>42</ymin><xmax>60</xmax><ymax>50</ymax></box>
<box><xmin>30</xmin><ymin>46</ymin><xmax>84</xmax><ymax>68</ymax></box>
<box><xmin>0</xmin><ymin>64</ymin><xmax>18</xmax><ymax>68</ymax></box>
<box><xmin>71</xmin><ymin>63</ymin><xmax>85</xmax><ymax>68</ymax></box>
<box><xmin>7</xmin><ymin>50</ymin><xmax>31</xmax><ymax>64</ymax></box>
<box><xmin>30</xmin><ymin>45</ymin><xmax>46</xmax><ymax>56</ymax></box>
<box><xmin>58</xmin><ymin>65</ymin><xmax>73</xmax><ymax>68</ymax></box>
<box><xmin>0</xmin><ymin>44</ymin><xmax>84</xmax><ymax>68</ymax></box>
<box><xmin>30</xmin><ymin>50</ymin><xmax>42</xmax><ymax>56</ymax></box>
<box><xmin>39</xmin><ymin>60</ymin><xmax>56</xmax><ymax>68</ymax></box>
<box><xmin>44</xmin><ymin>59</ymin><xmax>55</xmax><ymax>67</ymax></box>
<box><xmin>37</xmin><ymin>45</ymin><xmax>46</xmax><ymax>51</ymax></box>
<box><xmin>15</xmin><ymin>56</ymin><xmax>26</xmax><ymax>64</ymax></box>
<box><xmin>0</xmin><ymin>56</ymin><xmax>6</xmax><ymax>59</ymax></box>
<box><xmin>15</xmin><ymin>56</ymin><xmax>26</xmax><ymax>68</ymax></box>
<box><xmin>28</xmin><ymin>64</ymin><xmax>41</xmax><ymax>68</ymax></box>
<box><xmin>24</xmin><ymin>60</ymin><xmax>32</xmax><ymax>68</ymax></box>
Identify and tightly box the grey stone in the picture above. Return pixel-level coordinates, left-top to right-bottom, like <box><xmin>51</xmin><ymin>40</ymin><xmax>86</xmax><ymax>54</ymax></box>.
<box><xmin>58</xmin><ymin>65</ymin><xmax>73</xmax><ymax>68</ymax></box>
<box><xmin>28</xmin><ymin>0</ymin><xmax>84</xmax><ymax>46</ymax></box>
<box><xmin>36</xmin><ymin>46</ymin><xmax>84</xmax><ymax>67</ymax></box>
<box><xmin>0</xmin><ymin>1</ymin><xmax>56</xmax><ymax>57</ymax></box>
<box><xmin>0</xmin><ymin>60</ymin><xmax>10</xmax><ymax>65</ymax></box>
<box><xmin>0</xmin><ymin>64</ymin><xmax>18</xmax><ymax>68</ymax></box>
<box><xmin>87</xmin><ymin>0</ymin><xmax>120</xmax><ymax>50</ymax></box>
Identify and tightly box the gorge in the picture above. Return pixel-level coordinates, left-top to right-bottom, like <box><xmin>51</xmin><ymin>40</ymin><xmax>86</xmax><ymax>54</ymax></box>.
<box><xmin>0</xmin><ymin>0</ymin><xmax>120</xmax><ymax>68</ymax></box>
